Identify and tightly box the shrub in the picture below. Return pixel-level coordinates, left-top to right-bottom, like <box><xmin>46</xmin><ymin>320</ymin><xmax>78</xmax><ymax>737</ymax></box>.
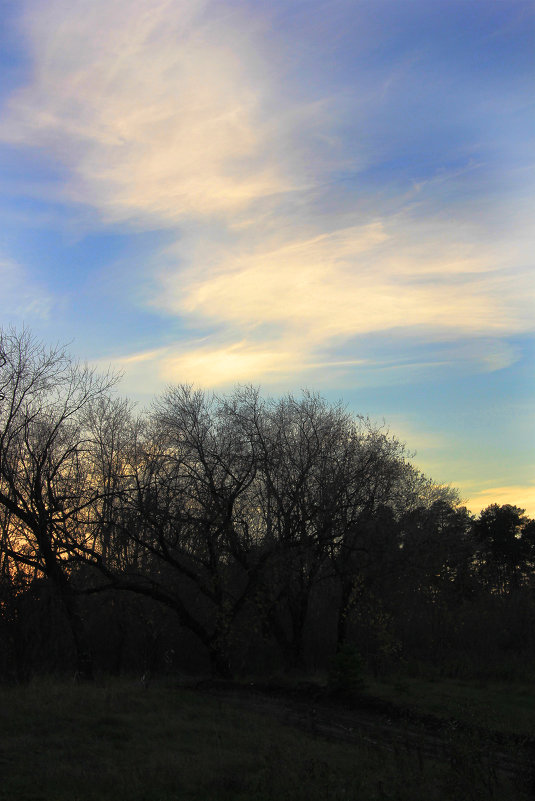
<box><xmin>328</xmin><ymin>644</ymin><xmax>365</xmax><ymax>698</ymax></box>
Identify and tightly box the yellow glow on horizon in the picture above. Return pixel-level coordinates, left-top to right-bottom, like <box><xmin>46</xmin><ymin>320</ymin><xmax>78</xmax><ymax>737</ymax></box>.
<box><xmin>465</xmin><ymin>484</ymin><xmax>535</xmax><ymax>519</ymax></box>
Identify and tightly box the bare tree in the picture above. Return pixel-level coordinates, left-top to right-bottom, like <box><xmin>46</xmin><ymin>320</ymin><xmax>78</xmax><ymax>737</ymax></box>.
<box><xmin>0</xmin><ymin>327</ymin><xmax>117</xmax><ymax>677</ymax></box>
<box><xmin>235</xmin><ymin>390</ymin><xmax>355</xmax><ymax>668</ymax></box>
<box><xmin>96</xmin><ymin>385</ymin><xmax>262</xmax><ymax>676</ymax></box>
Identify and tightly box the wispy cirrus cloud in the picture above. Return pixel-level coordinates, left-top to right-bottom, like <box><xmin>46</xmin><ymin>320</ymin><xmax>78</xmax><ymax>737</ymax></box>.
<box><xmin>1</xmin><ymin>0</ymin><xmax>533</xmax><ymax>393</ymax></box>
<box><xmin>0</xmin><ymin>0</ymin><xmax>533</xmax><ymax>518</ymax></box>
<box><xmin>153</xmin><ymin>213</ymin><xmax>534</xmax><ymax>385</ymax></box>
<box><xmin>2</xmin><ymin>0</ymin><xmax>304</xmax><ymax>225</ymax></box>
<box><xmin>101</xmin><ymin>339</ymin><xmax>309</xmax><ymax>394</ymax></box>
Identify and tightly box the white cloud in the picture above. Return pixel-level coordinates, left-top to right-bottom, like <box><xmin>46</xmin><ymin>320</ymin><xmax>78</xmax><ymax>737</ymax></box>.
<box><xmin>2</xmin><ymin>0</ymin><xmax>297</xmax><ymax>224</ymax></box>
<box><xmin>2</xmin><ymin>0</ymin><xmax>533</xmax><ymax>393</ymax></box>
<box><xmin>102</xmin><ymin>337</ymin><xmax>368</xmax><ymax>391</ymax></box>
<box><xmin>158</xmin><ymin>216</ymin><xmax>534</xmax><ymax>348</ymax></box>
<box><xmin>113</xmin><ymin>206</ymin><xmax>534</xmax><ymax>391</ymax></box>
<box><xmin>160</xmin><ymin>340</ymin><xmax>305</xmax><ymax>386</ymax></box>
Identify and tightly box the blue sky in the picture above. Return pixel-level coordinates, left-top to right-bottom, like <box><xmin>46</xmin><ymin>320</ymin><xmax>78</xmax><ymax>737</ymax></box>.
<box><xmin>0</xmin><ymin>0</ymin><xmax>534</xmax><ymax>514</ymax></box>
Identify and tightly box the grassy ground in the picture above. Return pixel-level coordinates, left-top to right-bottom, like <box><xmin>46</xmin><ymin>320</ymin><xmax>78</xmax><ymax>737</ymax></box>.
<box><xmin>0</xmin><ymin>677</ymin><xmax>531</xmax><ymax>801</ymax></box>
<box><xmin>366</xmin><ymin>674</ymin><xmax>535</xmax><ymax>736</ymax></box>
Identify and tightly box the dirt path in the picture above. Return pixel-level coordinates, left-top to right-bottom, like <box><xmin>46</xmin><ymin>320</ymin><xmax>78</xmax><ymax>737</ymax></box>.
<box><xmin>194</xmin><ymin>680</ymin><xmax>535</xmax><ymax>785</ymax></box>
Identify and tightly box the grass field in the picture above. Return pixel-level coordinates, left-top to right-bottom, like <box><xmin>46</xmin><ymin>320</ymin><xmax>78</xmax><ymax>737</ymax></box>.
<box><xmin>366</xmin><ymin>674</ymin><xmax>535</xmax><ymax>736</ymax></box>
<box><xmin>0</xmin><ymin>677</ymin><xmax>532</xmax><ymax>801</ymax></box>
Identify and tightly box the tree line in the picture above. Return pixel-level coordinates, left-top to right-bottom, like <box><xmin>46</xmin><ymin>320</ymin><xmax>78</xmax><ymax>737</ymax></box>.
<box><xmin>1</xmin><ymin>328</ymin><xmax>534</xmax><ymax>682</ymax></box>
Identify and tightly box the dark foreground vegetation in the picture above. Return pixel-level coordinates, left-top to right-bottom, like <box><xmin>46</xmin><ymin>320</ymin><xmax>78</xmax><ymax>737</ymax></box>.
<box><xmin>0</xmin><ymin>327</ymin><xmax>534</xmax><ymax>798</ymax></box>
<box><xmin>0</xmin><ymin>676</ymin><xmax>533</xmax><ymax>801</ymax></box>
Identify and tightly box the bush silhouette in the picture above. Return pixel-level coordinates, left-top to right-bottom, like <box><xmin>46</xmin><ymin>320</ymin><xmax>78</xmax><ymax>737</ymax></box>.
<box><xmin>328</xmin><ymin>644</ymin><xmax>365</xmax><ymax>698</ymax></box>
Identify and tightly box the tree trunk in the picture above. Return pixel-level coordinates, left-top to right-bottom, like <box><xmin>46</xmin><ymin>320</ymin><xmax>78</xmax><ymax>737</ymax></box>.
<box><xmin>336</xmin><ymin>579</ymin><xmax>354</xmax><ymax>653</ymax></box>
<box><xmin>43</xmin><ymin>549</ymin><xmax>93</xmax><ymax>680</ymax></box>
<box><xmin>267</xmin><ymin>608</ymin><xmax>306</xmax><ymax>672</ymax></box>
<box><xmin>60</xmin><ymin>587</ymin><xmax>94</xmax><ymax>680</ymax></box>
<box><xmin>208</xmin><ymin>643</ymin><xmax>232</xmax><ymax>679</ymax></box>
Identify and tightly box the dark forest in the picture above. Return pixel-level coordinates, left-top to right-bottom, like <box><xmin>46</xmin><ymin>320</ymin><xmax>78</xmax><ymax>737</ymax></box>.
<box><xmin>1</xmin><ymin>327</ymin><xmax>533</xmax><ymax>686</ymax></box>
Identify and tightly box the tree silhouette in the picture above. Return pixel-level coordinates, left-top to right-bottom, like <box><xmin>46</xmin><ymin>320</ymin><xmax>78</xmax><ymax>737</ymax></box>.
<box><xmin>473</xmin><ymin>504</ymin><xmax>529</xmax><ymax>594</ymax></box>
<box><xmin>0</xmin><ymin>328</ymin><xmax>117</xmax><ymax>677</ymax></box>
<box><xmin>1</xmin><ymin>327</ymin><xmax>533</xmax><ymax>681</ymax></box>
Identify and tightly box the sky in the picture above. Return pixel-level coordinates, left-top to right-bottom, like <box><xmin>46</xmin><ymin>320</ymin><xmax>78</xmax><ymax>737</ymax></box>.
<box><xmin>0</xmin><ymin>0</ymin><xmax>534</xmax><ymax>515</ymax></box>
